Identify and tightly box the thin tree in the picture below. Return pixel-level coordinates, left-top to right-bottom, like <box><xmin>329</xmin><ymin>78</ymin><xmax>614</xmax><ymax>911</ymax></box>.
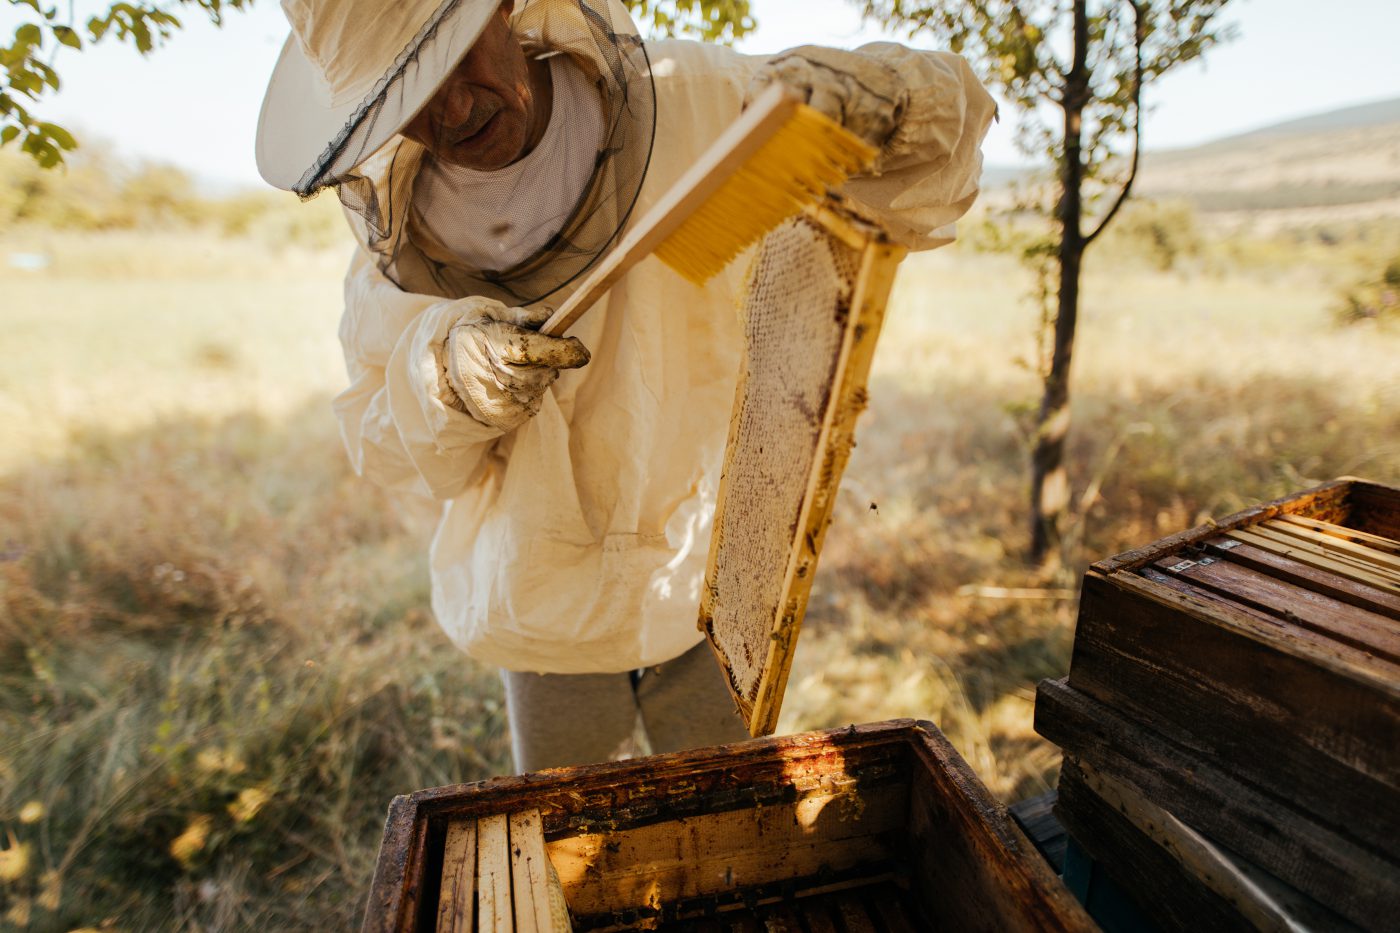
<box><xmin>860</xmin><ymin>0</ymin><xmax>1234</xmax><ymax>564</ymax></box>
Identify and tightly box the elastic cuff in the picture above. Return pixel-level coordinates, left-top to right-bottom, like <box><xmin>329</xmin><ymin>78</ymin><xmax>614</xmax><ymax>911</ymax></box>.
<box><xmin>435</xmin><ymin>335</ymin><xmax>473</xmax><ymax>416</ymax></box>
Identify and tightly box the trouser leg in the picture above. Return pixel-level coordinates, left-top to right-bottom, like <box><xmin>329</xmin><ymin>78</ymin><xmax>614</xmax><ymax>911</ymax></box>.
<box><xmin>636</xmin><ymin>640</ymin><xmax>749</xmax><ymax>754</ymax></box>
<box><xmin>500</xmin><ymin>668</ymin><xmax>639</xmax><ymax>773</ymax></box>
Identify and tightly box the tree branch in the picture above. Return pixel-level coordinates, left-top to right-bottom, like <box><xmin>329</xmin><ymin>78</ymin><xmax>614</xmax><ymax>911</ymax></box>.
<box><xmin>1084</xmin><ymin>0</ymin><xmax>1143</xmax><ymax>247</ymax></box>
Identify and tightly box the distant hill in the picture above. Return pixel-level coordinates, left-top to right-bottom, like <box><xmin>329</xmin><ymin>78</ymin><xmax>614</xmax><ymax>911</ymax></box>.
<box><xmin>1137</xmin><ymin>97</ymin><xmax>1400</xmax><ymax>220</ymax></box>
<box><xmin>1186</xmin><ymin>96</ymin><xmax>1400</xmax><ymax>147</ymax></box>
<box><xmin>979</xmin><ymin>97</ymin><xmax>1400</xmax><ymax>224</ymax></box>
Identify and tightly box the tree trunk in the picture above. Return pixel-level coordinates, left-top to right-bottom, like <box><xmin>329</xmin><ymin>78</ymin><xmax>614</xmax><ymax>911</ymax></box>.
<box><xmin>1028</xmin><ymin>0</ymin><xmax>1090</xmax><ymax>566</ymax></box>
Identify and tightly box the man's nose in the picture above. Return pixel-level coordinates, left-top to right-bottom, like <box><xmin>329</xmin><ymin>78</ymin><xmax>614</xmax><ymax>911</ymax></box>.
<box><xmin>437</xmin><ymin>80</ymin><xmax>476</xmax><ymax>128</ymax></box>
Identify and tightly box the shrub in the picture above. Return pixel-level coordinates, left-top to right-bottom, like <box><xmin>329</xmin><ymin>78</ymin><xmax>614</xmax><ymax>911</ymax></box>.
<box><xmin>1335</xmin><ymin>255</ymin><xmax>1400</xmax><ymax>324</ymax></box>
<box><xmin>1098</xmin><ymin>199</ymin><xmax>1203</xmax><ymax>272</ymax></box>
<box><xmin>0</xmin><ymin>141</ymin><xmax>346</xmax><ymax>246</ymax></box>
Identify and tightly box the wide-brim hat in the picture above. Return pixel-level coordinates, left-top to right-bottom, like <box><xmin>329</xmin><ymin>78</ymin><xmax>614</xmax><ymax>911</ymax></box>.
<box><xmin>257</xmin><ymin>0</ymin><xmax>500</xmax><ymax>195</ymax></box>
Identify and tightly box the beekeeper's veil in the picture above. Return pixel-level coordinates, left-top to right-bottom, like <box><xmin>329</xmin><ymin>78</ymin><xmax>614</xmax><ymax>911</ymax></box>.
<box><xmin>256</xmin><ymin>0</ymin><xmax>655</xmax><ymax>305</ymax></box>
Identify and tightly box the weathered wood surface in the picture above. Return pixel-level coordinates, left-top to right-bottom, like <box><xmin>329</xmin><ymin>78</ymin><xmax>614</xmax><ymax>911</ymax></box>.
<box><xmin>1089</xmin><ymin>477</ymin><xmax>1394</xmax><ymax>575</ymax></box>
<box><xmin>1226</xmin><ymin>524</ymin><xmax>1400</xmax><ymax>593</ymax></box>
<box><xmin>1352</xmin><ymin>479</ymin><xmax>1400</xmax><ymax>540</ymax></box>
<box><xmin>363</xmin><ymin>795</ymin><xmax>434</xmax><ymax>933</ymax></box>
<box><xmin>508</xmin><ymin>809</ymin><xmax>559</xmax><ymax>933</ymax></box>
<box><xmin>904</xmin><ymin>732</ymin><xmax>1090</xmax><ymax>933</ymax></box>
<box><xmin>700</xmin><ymin>202</ymin><xmax>904</xmax><ymax>736</ymax></box>
<box><xmin>649</xmin><ymin>881</ymin><xmax>919</xmax><ymax>932</ymax></box>
<box><xmin>549</xmin><ymin>781</ymin><xmax>905</xmax><ymax>920</ymax></box>
<box><xmin>436</xmin><ymin>819</ymin><xmax>476</xmax><ymax>933</ymax></box>
<box><xmin>1057</xmin><ymin>758</ymin><xmax>1361</xmax><ymax>933</ymax></box>
<box><xmin>1147</xmin><ymin>549</ymin><xmax>1400</xmax><ymax>661</ymax></box>
<box><xmin>1038</xmin><ymin>479</ymin><xmax>1400</xmax><ymax>930</ymax></box>
<box><xmin>1065</xmin><ymin>566</ymin><xmax>1400</xmax><ymax>860</ymax></box>
<box><xmin>1009</xmin><ymin>792</ymin><xmax>1067</xmax><ymax>873</ymax></box>
<box><xmin>1198</xmin><ymin>535</ymin><xmax>1400</xmax><ymax>618</ymax></box>
<box><xmin>476</xmin><ymin>813</ymin><xmax>513</xmax><ymax>933</ymax></box>
<box><xmin>362</xmin><ymin>720</ymin><xmax>1093</xmax><ymax>933</ymax></box>
<box><xmin>1125</xmin><ymin>563</ymin><xmax>1398</xmax><ymax>682</ymax></box>
<box><xmin>1270</xmin><ymin>515</ymin><xmax>1400</xmax><ymax>571</ymax></box>
<box><xmin>1037</xmin><ymin>677</ymin><xmax>1400</xmax><ymax>930</ymax></box>
<box><xmin>1278</xmin><ymin>513</ymin><xmax>1400</xmax><ymax>556</ymax></box>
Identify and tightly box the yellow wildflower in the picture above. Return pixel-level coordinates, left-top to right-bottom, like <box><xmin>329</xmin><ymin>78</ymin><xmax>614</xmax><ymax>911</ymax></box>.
<box><xmin>227</xmin><ymin>785</ymin><xmax>272</xmax><ymax>824</ymax></box>
<box><xmin>0</xmin><ymin>835</ymin><xmax>31</xmax><ymax>882</ymax></box>
<box><xmin>169</xmin><ymin>815</ymin><xmax>213</xmax><ymax>867</ymax></box>
<box><xmin>37</xmin><ymin>870</ymin><xmax>61</xmax><ymax>910</ymax></box>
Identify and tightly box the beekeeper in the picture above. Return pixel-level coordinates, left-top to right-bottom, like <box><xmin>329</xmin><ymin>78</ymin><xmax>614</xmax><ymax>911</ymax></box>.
<box><xmin>256</xmin><ymin>0</ymin><xmax>994</xmax><ymax>772</ymax></box>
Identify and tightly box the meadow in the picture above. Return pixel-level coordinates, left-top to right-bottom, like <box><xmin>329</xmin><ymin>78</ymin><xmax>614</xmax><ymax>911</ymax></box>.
<box><xmin>1</xmin><ymin>221</ymin><xmax>1397</xmax><ymax>929</ymax></box>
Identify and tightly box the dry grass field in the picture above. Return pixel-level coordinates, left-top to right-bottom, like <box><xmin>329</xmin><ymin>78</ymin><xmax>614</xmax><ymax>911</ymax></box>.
<box><xmin>1</xmin><ymin>226</ymin><xmax>1398</xmax><ymax>929</ymax></box>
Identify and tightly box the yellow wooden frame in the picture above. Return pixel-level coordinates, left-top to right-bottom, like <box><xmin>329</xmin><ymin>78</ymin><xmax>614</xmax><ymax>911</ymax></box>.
<box><xmin>699</xmin><ymin>200</ymin><xmax>906</xmax><ymax>736</ymax></box>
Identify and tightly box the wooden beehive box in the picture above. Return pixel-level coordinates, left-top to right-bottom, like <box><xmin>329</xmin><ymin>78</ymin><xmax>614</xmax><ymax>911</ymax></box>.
<box><xmin>363</xmin><ymin>720</ymin><xmax>1094</xmax><ymax>932</ymax></box>
<box><xmin>1035</xmin><ymin>477</ymin><xmax>1400</xmax><ymax>929</ymax></box>
<box><xmin>1053</xmin><ymin>758</ymin><xmax>1361</xmax><ymax>932</ymax></box>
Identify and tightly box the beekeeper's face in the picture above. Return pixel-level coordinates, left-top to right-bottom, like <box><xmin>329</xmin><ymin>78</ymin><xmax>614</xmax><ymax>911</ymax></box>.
<box><xmin>402</xmin><ymin>0</ymin><xmax>542</xmax><ymax>171</ymax></box>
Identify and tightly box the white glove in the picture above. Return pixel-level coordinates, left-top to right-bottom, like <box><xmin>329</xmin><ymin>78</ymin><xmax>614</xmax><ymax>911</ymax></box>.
<box><xmin>744</xmin><ymin>46</ymin><xmax>909</xmax><ymax>149</ymax></box>
<box><xmin>442</xmin><ymin>298</ymin><xmax>589</xmax><ymax>433</ymax></box>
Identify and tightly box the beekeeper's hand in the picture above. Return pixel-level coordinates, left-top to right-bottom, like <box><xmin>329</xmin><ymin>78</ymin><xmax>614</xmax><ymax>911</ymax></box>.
<box><xmin>744</xmin><ymin>46</ymin><xmax>909</xmax><ymax>149</ymax></box>
<box><xmin>442</xmin><ymin>298</ymin><xmax>589</xmax><ymax>433</ymax></box>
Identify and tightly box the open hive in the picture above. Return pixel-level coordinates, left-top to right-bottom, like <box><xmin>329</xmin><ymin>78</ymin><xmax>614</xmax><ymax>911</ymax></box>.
<box><xmin>1036</xmin><ymin>477</ymin><xmax>1400</xmax><ymax>930</ymax></box>
<box><xmin>362</xmin><ymin>720</ymin><xmax>1094</xmax><ymax>932</ymax></box>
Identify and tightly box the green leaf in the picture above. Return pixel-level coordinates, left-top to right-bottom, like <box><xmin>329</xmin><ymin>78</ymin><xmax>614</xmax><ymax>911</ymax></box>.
<box><xmin>0</xmin><ymin>125</ymin><xmax>19</xmax><ymax>145</ymax></box>
<box><xmin>15</xmin><ymin>23</ymin><xmax>43</xmax><ymax>46</ymax></box>
<box><xmin>11</xmin><ymin>71</ymin><xmax>41</xmax><ymax>96</ymax></box>
<box><xmin>33</xmin><ymin>61</ymin><xmax>59</xmax><ymax>90</ymax></box>
<box><xmin>2</xmin><ymin>96</ymin><xmax>30</xmax><ymax>124</ymax></box>
<box><xmin>52</xmin><ymin>25</ymin><xmax>82</xmax><ymax>49</ymax></box>
<box><xmin>132</xmin><ymin>19</ymin><xmax>153</xmax><ymax>53</ymax></box>
<box><xmin>36</xmin><ymin>121</ymin><xmax>75</xmax><ymax>149</ymax></box>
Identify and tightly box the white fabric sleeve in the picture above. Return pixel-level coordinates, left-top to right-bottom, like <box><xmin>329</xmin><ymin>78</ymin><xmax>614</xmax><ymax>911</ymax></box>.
<box><xmin>333</xmin><ymin>247</ymin><xmax>506</xmax><ymax>502</ymax></box>
<box><xmin>840</xmin><ymin>43</ymin><xmax>998</xmax><ymax>251</ymax></box>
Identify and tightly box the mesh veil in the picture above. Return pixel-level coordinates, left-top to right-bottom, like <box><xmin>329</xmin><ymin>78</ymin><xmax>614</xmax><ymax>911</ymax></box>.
<box><xmin>302</xmin><ymin>0</ymin><xmax>655</xmax><ymax>306</ymax></box>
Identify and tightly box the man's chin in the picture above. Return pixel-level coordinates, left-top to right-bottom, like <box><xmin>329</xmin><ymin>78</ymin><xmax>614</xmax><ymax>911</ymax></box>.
<box><xmin>444</xmin><ymin>120</ymin><xmax>525</xmax><ymax>171</ymax></box>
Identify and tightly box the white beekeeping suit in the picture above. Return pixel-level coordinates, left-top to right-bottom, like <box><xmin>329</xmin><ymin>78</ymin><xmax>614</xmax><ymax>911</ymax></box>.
<box><xmin>257</xmin><ymin>0</ymin><xmax>994</xmax><ymax>770</ymax></box>
<box><xmin>336</xmin><ymin>35</ymin><xmax>995</xmax><ymax>673</ymax></box>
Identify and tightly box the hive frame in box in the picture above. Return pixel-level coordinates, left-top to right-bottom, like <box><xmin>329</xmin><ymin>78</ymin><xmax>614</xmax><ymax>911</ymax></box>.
<box><xmin>360</xmin><ymin>720</ymin><xmax>1094</xmax><ymax>932</ymax></box>
<box><xmin>699</xmin><ymin>198</ymin><xmax>906</xmax><ymax>737</ymax></box>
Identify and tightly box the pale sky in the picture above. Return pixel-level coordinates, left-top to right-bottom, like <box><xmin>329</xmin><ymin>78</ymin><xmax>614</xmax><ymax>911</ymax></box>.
<box><xmin>5</xmin><ymin>0</ymin><xmax>1399</xmax><ymax>188</ymax></box>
